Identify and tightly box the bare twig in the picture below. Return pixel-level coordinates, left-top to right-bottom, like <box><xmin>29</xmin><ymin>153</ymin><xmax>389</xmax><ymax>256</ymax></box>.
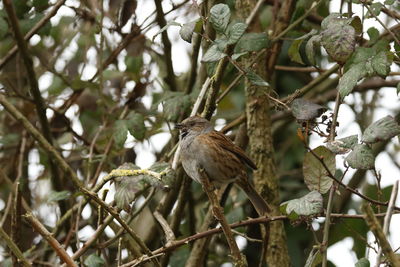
<box><xmin>154</xmin><ymin>211</ymin><xmax>176</xmax><ymax>244</ymax></box>
<box><xmin>362</xmin><ymin>204</ymin><xmax>400</xmax><ymax>267</ymax></box>
<box><xmin>375</xmin><ymin>181</ymin><xmax>399</xmax><ymax>267</ymax></box>
<box><xmin>24</xmin><ymin>213</ymin><xmax>77</xmax><ymax>267</ymax></box>
<box><xmin>0</xmin><ymin>225</ymin><xmax>31</xmax><ymax>266</ymax></box>
<box><xmin>198</xmin><ymin>168</ymin><xmax>247</xmax><ymax>266</ymax></box>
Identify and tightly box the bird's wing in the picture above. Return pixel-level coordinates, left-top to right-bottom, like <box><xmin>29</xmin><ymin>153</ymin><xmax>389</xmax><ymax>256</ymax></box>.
<box><xmin>200</xmin><ymin>130</ymin><xmax>257</xmax><ymax>170</ymax></box>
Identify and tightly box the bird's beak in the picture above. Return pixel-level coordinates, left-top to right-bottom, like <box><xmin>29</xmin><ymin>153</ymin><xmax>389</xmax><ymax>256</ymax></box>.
<box><xmin>175</xmin><ymin>123</ymin><xmax>183</xmax><ymax>130</ymax></box>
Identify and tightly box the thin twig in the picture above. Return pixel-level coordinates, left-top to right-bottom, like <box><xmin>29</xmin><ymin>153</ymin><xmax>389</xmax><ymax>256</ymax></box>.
<box><xmin>0</xmin><ymin>226</ymin><xmax>31</xmax><ymax>266</ymax></box>
<box><xmin>24</xmin><ymin>213</ymin><xmax>77</xmax><ymax>267</ymax></box>
<box><xmin>198</xmin><ymin>169</ymin><xmax>247</xmax><ymax>266</ymax></box>
<box><xmin>154</xmin><ymin>211</ymin><xmax>176</xmax><ymax>244</ymax></box>
<box><xmin>375</xmin><ymin>180</ymin><xmax>399</xmax><ymax>267</ymax></box>
<box><xmin>362</xmin><ymin>204</ymin><xmax>400</xmax><ymax>267</ymax></box>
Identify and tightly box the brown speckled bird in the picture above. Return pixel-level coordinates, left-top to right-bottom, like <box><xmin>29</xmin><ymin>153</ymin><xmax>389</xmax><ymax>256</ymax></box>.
<box><xmin>176</xmin><ymin>116</ymin><xmax>270</xmax><ymax>215</ymax></box>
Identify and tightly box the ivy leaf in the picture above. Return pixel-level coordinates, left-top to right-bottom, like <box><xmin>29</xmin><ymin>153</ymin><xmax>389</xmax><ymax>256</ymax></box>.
<box><xmin>246</xmin><ymin>70</ymin><xmax>269</xmax><ymax>87</ymax></box>
<box><xmin>362</xmin><ymin>116</ymin><xmax>400</xmax><ymax>143</ymax></box>
<box><xmin>303</xmin><ymin>146</ymin><xmax>335</xmax><ymax>194</ymax></box>
<box><xmin>47</xmin><ymin>191</ymin><xmax>71</xmax><ymax>203</ymax></box>
<box><xmin>338</xmin><ymin>62</ymin><xmax>367</xmax><ymax>98</ymax></box>
<box><xmin>227</xmin><ymin>22</ymin><xmax>247</xmax><ymax>45</ymax></box>
<box><xmin>84</xmin><ymin>254</ymin><xmax>105</xmax><ymax>267</ymax></box>
<box><xmin>326</xmin><ymin>134</ymin><xmax>358</xmax><ymax>154</ymax></box>
<box><xmin>280</xmin><ymin>191</ymin><xmax>323</xmax><ymax>219</ymax></box>
<box><xmin>201</xmin><ymin>44</ymin><xmax>226</xmax><ymax>62</ymax></box>
<box><xmin>345</xmin><ymin>144</ymin><xmax>375</xmax><ymax>170</ymax></box>
<box><xmin>180</xmin><ymin>19</ymin><xmax>202</xmax><ymax>43</ymax></box>
<box><xmin>126</xmin><ymin>111</ymin><xmax>146</xmax><ymax>141</ymax></box>
<box><xmin>234</xmin><ymin>32</ymin><xmax>269</xmax><ymax>53</ymax></box>
<box><xmin>210</xmin><ymin>3</ymin><xmax>230</xmax><ymax>34</ymax></box>
<box><xmin>291</xmin><ymin>98</ymin><xmax>327</xmax><ymax>121</ymax></box>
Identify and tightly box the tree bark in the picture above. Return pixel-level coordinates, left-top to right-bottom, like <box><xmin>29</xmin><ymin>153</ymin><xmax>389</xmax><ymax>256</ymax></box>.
<box><xmin>236</xmin><ymin>0</ymin><xmax>291</xmax><ymax>266</ymax></box>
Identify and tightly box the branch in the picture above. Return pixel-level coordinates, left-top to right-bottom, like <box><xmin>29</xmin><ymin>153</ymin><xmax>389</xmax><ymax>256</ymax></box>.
<box><xmin>362</xmin><ymin>204</ymin><xmax>400</xmax><ymax>267</ymax></box>
<box><xmin>24</xmin><ymin>213</ymin><xmax>77</xmax><ymax>267</ymax></box>
<box><xmin>3</xmin><ymin>0</ymin><xmax>67</xmax><ymax>211</ymax></box>
<box><xmin>121</xmin><ymin>212</ymin><xmax>398</xmax><ymax>267</ymax></box>
<box><xmin>0</xmin><ymin>0</ymin><xmax>66</xmax><ymax>70</ymax></box>
<box><xmin>153</xmin><ymin>0</ymin><xmax>177</xmax><ymax>91</ymax></box>
<box><xmin>375</xmin><ymin>180</ymin><xmax>399</xmax><ymax>267</ymax></box>
<box><xmin>198</xmin><ymin>169</ymin><xmax>247</xmax><ymax>266</ymax></box>
<box><xmin>0</xmin><ymin>225</ymin><xmax>31</xmax><ymax>267</ymax></box>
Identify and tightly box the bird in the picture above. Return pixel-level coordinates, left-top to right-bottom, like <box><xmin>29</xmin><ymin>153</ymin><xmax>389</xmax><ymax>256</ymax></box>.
<box><xmin>176</xmin><ymin>115</ymin><xmax>271</xmax><ymax>216</ymax></box>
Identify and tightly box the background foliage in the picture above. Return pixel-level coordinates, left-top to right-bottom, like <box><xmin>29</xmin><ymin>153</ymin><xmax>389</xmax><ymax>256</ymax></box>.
<box><xmin>0</xmin><ymin>0</ymin><xmax>400</xmax><ymax>266</ymax></box>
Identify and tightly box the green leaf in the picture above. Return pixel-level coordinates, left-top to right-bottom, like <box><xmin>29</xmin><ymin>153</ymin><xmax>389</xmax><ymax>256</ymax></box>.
<box><xmin>304</xmin><ymin>247</ymin><xmax>322</xmax><ymax>267</ymax></box>
<box><xmin>367</xmin><ymin>3</ymin><xmax>383</xmax><ymax>17</ymax></box>
<box><xmin>326</xmin><ymin>134</ymin><xmax>358</xmax><ymax>154</ymax></box>
<box><xmin>306</xmin><ymin>35</ymin><xmax>322</xmax><ymax>65</ymax></box>
<box><xmin>384</xmin><ymin>0</ymin><xmax>395</xmax><ymax>4</ymax></box>
<box><xmin>232</xmin><ymin>51</ymin><xmax>248</xmax><ymax>60</ymax></box>
<box><xmin>84</xmin><ymin>254</ymin><xmax>105</xmax><ymax>267</ymax></box>
<box><xmin>355</xmin><ymin>258</ymin><xmax>370</xmax><ymax>267</ymax></box>
<box><xmin>47</xmin><ymin>191</ymin><xmax>71</xmax><ymax>203</ymax></box>
<box><xmin>281</xmin><ymin>191</ymin><xmax>323</xmax><ymax>218</ymax></box>
<box><xmin>303</xmin><ymin>146</ymin><xmax>335</xmax><ymax>194</ymax></box>
<box><xmin>152</xmin><ymin>21</ymin><xmax>180</xmax><ymax>41</ymax></box>
<box><xmin>371</xmin><ymin>51</ymin><xmax>390</xmax><ymax>76</ymax></box>
<box><xmin>246</xmin><ymin>70</ymin><xmax>269</xmax><ymax>87</ymax></box>
<box><xmin>288</xmin><ymin>38</ymin><xmax>305</xmax><ymax>64</ymax></box>
<box><xmin>362</xmin><ymin>115</ymin><xmax>400</xmax><ymax>143</ymax></box>
<box><xmin>289</xmin><ymin>29</ymin><xmax>319</xmax><ymax>65</ymax></box>
<box><xmin>321</xmin><ymin>24</ymin><xmax>355</xmax><ymax>65</ymax></box>
<box><xmin>180</xmin><ymin>19</ymin><xmax>202</xmax><ymax>43</ymax></box>
<box><xmin>126</xmin><ymin>111</ymin><xmax>146</xmax><ymax>141</ymax></box>
<box><xmin>397</xmin><ymin>83</ymin><xmax>400</xmax><ymax>95</ymax></box>
<box><xmin>291</xmin><ymin>98</ymin><xmax>327</xmax><ymax>121</ymax></box>
<box><xmin>160</xmin><ymin>91</ymin><xmax>192</xmax><ymax>121</ymax></box>
<box><xmin>201</xmin><ymin>44</ymin><xmax>226</xmax><ymax>62</ymax></box>
<box><xmin>0</xmin><ymin>16</ymin><xmax>8</xmax><ymax>39</ymax></box>
<box><xmin>114</xmin><ymin>120</ymin><xmax>129</xmax><ymax>148</ymax></box>
<box><xmin>227</xmin><ymin>22</ymin><xmax>247</xmax><ymax>45</ymax></box>
<box><xmin>345</xmin><ymin>144</ymin><xmax>375</xmax><ymax>170</ymax></box>
<box><xmin>210</xmin><ymin>3</ymin><xmax>230</xmax><ymax>34</ymax></box>
<box><xmin>32</xmin><ymin>0</ymin><xmax>50</xmax><ymax>12</ymax></box>
<box><xmin>321</xmin><ymin>13</ymin><xmax>342</xmax><ymax>30</ymax></box>
<box><xmin>367</xmin><ymin>27</ymin><xmax>380</xmax><ymax>45</ymax></box>
<box><xmin>114</xmin><ymin>163</ymin><xmax>142</xmax><ymax>211</ymax></box>
<box><xmin>338</xmin><ymin>62</ymin><xmax>367</xmax><ymax>98</ymax></box>
<box><xmin>234</xmin><ymin>32</ymin><xmax>269</xmax><ymax>53</ymax></box>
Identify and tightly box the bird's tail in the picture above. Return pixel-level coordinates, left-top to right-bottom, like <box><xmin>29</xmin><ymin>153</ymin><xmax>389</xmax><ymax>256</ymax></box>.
<box><xmin>237</xmin><ymin>177</ymin><xmax>271</xmax><ymax>216</ymax></box>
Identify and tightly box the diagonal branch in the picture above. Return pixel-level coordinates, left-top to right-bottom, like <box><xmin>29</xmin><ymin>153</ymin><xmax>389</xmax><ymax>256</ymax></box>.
<box><xmin>0</xmin><ymin>0</ymin><xmax>66</xmax><ymax>70</ymax></box>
